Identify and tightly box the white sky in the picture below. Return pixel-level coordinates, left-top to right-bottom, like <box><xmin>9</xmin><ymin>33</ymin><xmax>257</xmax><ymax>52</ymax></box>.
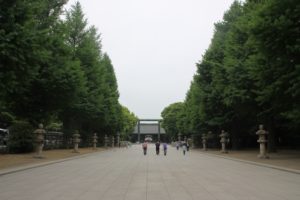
<box><xmin>65</xmin><ymin>0</ymin><xmax>235</xmax><ymax>119</ymax></box>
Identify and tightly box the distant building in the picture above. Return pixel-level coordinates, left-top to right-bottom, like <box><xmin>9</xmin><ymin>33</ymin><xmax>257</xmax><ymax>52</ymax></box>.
<box><xmin>132</xmin><ymin>119</ymin><xmax>166</xmax><ymax>142</ymax></box>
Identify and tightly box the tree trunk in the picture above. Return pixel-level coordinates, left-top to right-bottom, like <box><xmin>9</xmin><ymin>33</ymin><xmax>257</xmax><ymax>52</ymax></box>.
<box><xmin>231</xmin><ymin>120</ymin><xmax>241</xmax><ymax>150</ymax></box>
<box><xmin>267</xmin><ymin>117</ymin><xmax>277</xmax><ymax>152</ymax></box>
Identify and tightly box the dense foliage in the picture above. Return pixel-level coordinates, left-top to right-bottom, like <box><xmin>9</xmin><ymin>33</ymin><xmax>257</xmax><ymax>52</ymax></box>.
<box><xmin>161</xmin><ymin>0</ymin><xmax>300</xmax><ymax>150</ymax></box>
<box><xmin>0</xmin><ymin>0</ymin><xmax>137</xmax><ymax>150</ymax></box>
<box><xmin>120</xmin><ymin>106</ymin><xmax>138</xmax><ymax>140</ymax></box>
<box><xmin>7</xmin><ymin>121</ymin><xmax>35</xmax><ymax>153</ymax></box>
<box><xmin>161</xmin><ymin>102</ymin><xmax>185</xmax><ymax>141</ymax></box>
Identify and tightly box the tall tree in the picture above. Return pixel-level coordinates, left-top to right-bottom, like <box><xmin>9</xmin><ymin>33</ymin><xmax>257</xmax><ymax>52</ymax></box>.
<box><xmin>163</xmin><ymin>0</ymin><xmax>300</xmax><ymax>149</ymax></box>
<box><xmin>0</xmin><ymin>0</ymin><xmax>85</xmax><ymax>124</ymax></box>
<box><xmin>62</xmin><ymin>2</ymin><xmax>123</xmax><ymax>140</ymax></box>
<box><xmin>249</xmin><ymin>0</ymin><xmax>300</xmax><ymax>150</ymax></box>
<box><xmin>161</xmin><ymin>102</ymin><xmax>184</xmax><ymax>141</ymax></box>
<box><xmin>120</xmin><ymin>106</ymin><xmax>138</xmax><ymax>140</ymax></box>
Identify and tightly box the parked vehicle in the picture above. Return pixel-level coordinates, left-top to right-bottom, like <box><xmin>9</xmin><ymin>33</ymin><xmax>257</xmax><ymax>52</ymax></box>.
<box><xmin>0</xmin><ymin>128</ymin><xmax>9</xmax><ymax>146</ymax></box>
<box><xmin>0</xmin><ymin>128</ymin><xmax>9</xmax><ymax>153</ymax></box>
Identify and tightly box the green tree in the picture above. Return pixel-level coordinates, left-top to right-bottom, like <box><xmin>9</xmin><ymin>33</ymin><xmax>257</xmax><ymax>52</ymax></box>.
<box><xmin>120</xmin><ymin>106</ymin><xmax>138</xmax><ymax>140</ymax></box>
<box><xmin>161</xmin><ymin>102</ymin><xmax>184</xmax><ymax>141</ymax></box>
<box><xmin>1</xmin><ymin>0</ymin><xmax>136</xmax><ymax>151</ymax></box>
<box><xmin>62</xmin><ymin>2</ymin><xmax>124</xmax><ymax>142</ymax></box>
<box><xmin>0</xmin><ymin>0</ymin><xmax>85</xmax><ymax>125</ymax></box>
<box><xmin>249</xmin><ymin>0</ymin><xmax>300</xmax><ymax>150</ymax></box>
<box><xmin>100</xmin><ymin>54</ymin><xmax>122</xmax><ymax>134</ymax></box>
<box><xmin>165</xmin><ymin>0</ymin><xmax>300</xmax><ymax>149</ymax></box>
<box><xmin>8</xmin><ymin>121</ymin><xmax>35</xmax><ymax>153</ymax></box>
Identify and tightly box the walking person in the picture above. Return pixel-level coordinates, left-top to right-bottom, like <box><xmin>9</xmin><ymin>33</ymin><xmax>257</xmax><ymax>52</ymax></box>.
<box><xmin>187</xmin><ymin>142</ymin><xmax>190</xmax><ymax>151</ymax></box>
<box><xmin>155</xmin><ymin>141</ymin><xmax>160</xmax><ymax>155</ymax></box>
<box><xmin>142</xmin><ymin>141</ymin><xmax>147</xmax><ymax>155</ymax></box>
<box><xmin>163</xmin><ymin>142</ymin><xmax>167</xmax><ymax>156</ymax></box>
<box><xmin>182</xmin><ymin>142</ymin><xmax>187</xmax><ymax>155</ymax></box>
<box><xmin>176</xmin><ymin>141</ymin><xmax>179</xmax><ymax>150</ymax></box>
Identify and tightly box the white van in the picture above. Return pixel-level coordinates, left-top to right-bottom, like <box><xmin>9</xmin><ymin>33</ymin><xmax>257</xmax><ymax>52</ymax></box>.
<box><xmin>0</xmin><ymin>128</ymin><xmax>9</xmax><ymax>146</ymax></box>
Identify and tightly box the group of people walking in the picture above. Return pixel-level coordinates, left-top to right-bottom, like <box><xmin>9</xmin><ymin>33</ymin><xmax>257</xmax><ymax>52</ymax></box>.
<box><xmin>176</xmin><ymin>141</ymin><xmax>189</xmax><ymax>155</ymax></box>
<box><xmin>142</xmin><ymin>141</ymin><xmax>168</xmax><ymax>156</ymax></box>
<box><xmin>142</xmin><ymin>140</ymin><xmax>189</xmax><ymax>156</ymax></box>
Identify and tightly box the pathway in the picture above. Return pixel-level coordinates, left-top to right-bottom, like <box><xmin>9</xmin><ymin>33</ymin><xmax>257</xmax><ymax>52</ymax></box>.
<box><xmin>0</xmin><ymin>144</ymin><xmax>299</xmax><ymax>200</ymax></box>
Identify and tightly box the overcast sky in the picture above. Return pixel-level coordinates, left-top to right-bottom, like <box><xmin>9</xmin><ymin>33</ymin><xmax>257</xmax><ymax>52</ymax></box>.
<box><xmin>65</xmin><ymin>0</ymin><xmax>235</xmax><ymax>119</ymax></box>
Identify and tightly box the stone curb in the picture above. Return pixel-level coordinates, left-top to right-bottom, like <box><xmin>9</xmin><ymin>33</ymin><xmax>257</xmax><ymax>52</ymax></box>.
<box><xmin>0</xmin><ymin>149</ymin><xmax>109</xmax><ymax>177</ymax></box>
<box><xmin>197</xmin><ymin>151</ymin><xmax>300</xmax><ymax>175</ymax></box>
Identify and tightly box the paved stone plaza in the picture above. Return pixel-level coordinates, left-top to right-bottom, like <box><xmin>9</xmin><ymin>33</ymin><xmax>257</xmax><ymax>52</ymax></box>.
<box><xmin>0</xmin><ymin>145</ymin><xmax>300</xmax><ymax>200</ymax></box>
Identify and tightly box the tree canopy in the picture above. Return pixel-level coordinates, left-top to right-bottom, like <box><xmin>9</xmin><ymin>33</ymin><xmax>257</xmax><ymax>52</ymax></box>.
<box><xmin>161</xmin><ymin>0</ymin><xmax>300</xmax><ymax>149</ymax></box>
<box><xmin>0</xmin><ymin>1</ymin><xmax>137</xmax><ymax>144</ymax></box>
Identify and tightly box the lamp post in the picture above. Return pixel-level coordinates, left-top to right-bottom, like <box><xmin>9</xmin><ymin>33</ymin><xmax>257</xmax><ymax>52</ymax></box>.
<box><xmin>219</xmin><ymin>130</ymin><xmax>228</xmax><ymax>153</ymax></box>
<box><xmin>178</xmin><ymin>133</ymin><xmax>182</xmax><ymax>142</ymax></box>
<box><xmin>104</xmin><ymin>134</ymin><xmax>108</xmax><ymax>148</ymax></box>
<box><xmin>256</xmin><ymin>125</ymin><xmax>269</xmax><ymax>159</ymax></box>
<box><xmin>202</xmin><ymin>133</ymin><xmax>207</xmax><ymax>151</ymax></box>
<box><xmin>72</xmin><ymin>130</ymin><xmax>80</xmax><ymax>153</ymax></box>
<box><xmin>92</xmin><ymin>133</ymin><xmax>98</xmax><ymax>150</ymax></box>
<box><xmin>33</xmin><ymin>124</ymin><xmax>46</xmax><ymax>158</ymax></box>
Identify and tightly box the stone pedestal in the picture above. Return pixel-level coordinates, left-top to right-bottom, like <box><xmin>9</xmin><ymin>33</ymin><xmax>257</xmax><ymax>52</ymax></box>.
<box><xmin>72</xmin><ymin>131</ymin><xmax>80</xmax><ymax>153</ymax></box>
<box><xmin>104</xmin><ymin>135</ymin><xmax>108</xmax><ymax>148</ymax></box>
<box><xmin>112</xmin><ymin>136</ymin><xmax>115</xmax><ymax>148</ymax></box>
<box><xmin>33</xmin><ymin>124</ymin><xmax>46</xmax><ymax>158</ymax></box>
<box><xmin>219</xmin><ymin>130</ymin><xmax>228</xmax><ymax>153</ymax></box>
<box><xmin>202</xmin><ymin>133</ymin><xmax>207</xmax><ymax>151</ymax></box>
<box><xmin>256</xmin><ymin>124</ymin><xmax>269</xmax><ymax>159</ymax></box>
<box><xmin>92</xmin><ymin>133</ymin><xmax>98</xmax><ymax>150</ymax></box>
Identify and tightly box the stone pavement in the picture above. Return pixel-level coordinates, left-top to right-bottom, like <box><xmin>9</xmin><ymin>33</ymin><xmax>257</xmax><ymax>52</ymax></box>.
<box><xmin>197</xmin><ymin>149</ymin><xmax>300</xmax><ymax>171</ymax></box>
<box><xmin>0</xmin><ymin>144</ymin><xmax>300</xmax><ymax>200</ymax></box>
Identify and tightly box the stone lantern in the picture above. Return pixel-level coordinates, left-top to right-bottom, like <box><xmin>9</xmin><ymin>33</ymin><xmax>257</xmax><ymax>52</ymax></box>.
<box><xmin>202</xmin><ymin>133</ymin><xmax>207</xmax><ymax>151</ymax></box>
<box><xmin>72</xmin><ymin>130</ymin><xmax>80</xmax><ymax>153</ymax></box>
<box><xmin>112</xmin><ymin>136</ymin><xmax>115</xmax><ymax>148</ymax></box>
<box><xmin>178</xmin><ymin>133</ymin><xmax>182</xmax><ymax>142</ymax></box>
<box><xmin>256</xmin><ymin>124</ymin><xmax>269</xmax><ymax>159</ymax></box>
<box><xmin>219</xmin><ymin>130</ymin><xmax>228</xmax><ymax>153</ymax></box>
<box><xmin>92</xmin><ymin>133</ymin><xmax>98</xmax><ymax>150</ymax></box>
<box><xmin>104</xmin><ymin>135</ymin><xmax>108</xmax><ymax>148</ymax></box>
<box><xmin>33</xmin><ymin>124</ymin><xmax>46</xmax><ymax>158</ymax></box>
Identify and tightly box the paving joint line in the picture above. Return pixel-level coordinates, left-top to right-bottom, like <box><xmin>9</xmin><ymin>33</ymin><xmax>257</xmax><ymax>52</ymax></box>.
<box><xmin>196</xmin><ymin>151</ymin><xmax>300</xmax><ymax>175</ymax></box>
<box><xmin>70</xmin><ymin>152</ymin><xmax>119</xmax><ymax>200</ymax></box>
<box><xmin>146</xmin><ymin>152</ymin><xmax>149</xmax><ymax>200</ymax></box>
<box><xmin>0</xmin><ymin>150</ymin><xmax>109</xmax><ymax>177</ymax></box>
<box><xmin>159</xmin><ymin>156</ymin><xmax>175</xmax><ymax>200</ymax></box>
<box><xmin>121</xmin><ymin>150</ymin><xmax>144</xmax><ymax>200</ymax></box>
<box><xmin>87</xmin><ymin>149</ymin><xmax>133</xmax><ymax>200</ymax></box>
<box><xmin>166</xmin><ymin>153</ymin><xmax>197</xmax><ymax>200</ymax></box>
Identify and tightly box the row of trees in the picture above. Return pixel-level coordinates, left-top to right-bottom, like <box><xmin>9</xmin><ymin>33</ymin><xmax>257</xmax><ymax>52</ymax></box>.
<box><xmin>0</xmin><ymin>0</ymin><xmax>137</xmax><ymax>151</ymax></box>
<box><xmin>161</xmin><ymin>0</ymin><xmax>300</xmax><ymax>150</ymax></box>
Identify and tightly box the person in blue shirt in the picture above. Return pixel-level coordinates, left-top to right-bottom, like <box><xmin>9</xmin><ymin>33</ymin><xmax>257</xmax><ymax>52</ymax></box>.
<box><xmin>163</xmin><ymin>142</ymin><xmax>167</xmax><ymax>156</ymax></box>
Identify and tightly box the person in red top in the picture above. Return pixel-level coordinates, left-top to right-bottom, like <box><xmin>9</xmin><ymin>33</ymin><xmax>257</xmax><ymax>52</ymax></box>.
<box><xmin>142</xmin><ymin>141</ymin><xmax>147</xmax><ymax>155</ymax></box>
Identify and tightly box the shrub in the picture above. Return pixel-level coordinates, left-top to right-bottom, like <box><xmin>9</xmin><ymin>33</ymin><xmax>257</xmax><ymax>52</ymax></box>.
<box><xmin>8</xmin><ymin>121</ymin><xmax>35</xmax><ymax>153</ymax></box>
<box><xmin>0</xmin><ymin>111</ymin><xmax>15</xmax><ymax>127</ymax></box>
